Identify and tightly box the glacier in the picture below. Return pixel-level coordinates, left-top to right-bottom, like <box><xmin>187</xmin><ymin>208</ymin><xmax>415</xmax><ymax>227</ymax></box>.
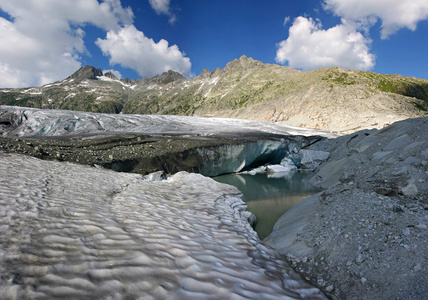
<box><xmin>0</xmin><ymin>106</ymin><xmax>332</xmax><ymax>298</ymax></box>
<box><xmin>0</xmin><ymin>152</ymin><xmax>326</xmax><ymax>299</ymax></box>
<box><xmin>0</xmin><ymin>106</ymin><xmax>335</xmax><ymax>138</ymax></box>
<box><xmin>0</xmin><ymin>106</ymin><xmax>336</xmax><ymax>177</ymax></box>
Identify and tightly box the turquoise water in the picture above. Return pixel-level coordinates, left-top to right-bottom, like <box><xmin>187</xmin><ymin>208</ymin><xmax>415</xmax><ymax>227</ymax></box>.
<box><xmin>214</xmin><ymin>171</ymin><xmax>321</xmax><ymax>240</ymax></box>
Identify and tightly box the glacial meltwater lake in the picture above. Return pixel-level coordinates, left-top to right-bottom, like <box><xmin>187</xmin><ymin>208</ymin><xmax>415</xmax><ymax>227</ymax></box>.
<box><xmin>214</xmin><ymin>171</ymin><xmax>321</xmax><ymax>240</ymax></box>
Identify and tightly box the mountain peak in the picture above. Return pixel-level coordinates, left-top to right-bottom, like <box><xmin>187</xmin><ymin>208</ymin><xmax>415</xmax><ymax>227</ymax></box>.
<box><xmin>224</xmin><ymin>55</ymin><xmax>258</xmax><ymax>71</ymax></box>
<box><xmin>150</xmin><ymin>70</ymin><xmax>186</xmax><ymax>85</ymax></box>
<box><xmin>103</xmin><ymin>71</ymin><xmax>118</xmax><ymax>80</ymax></box>
<box><xmin>68</xmin><ymin>65</ymin><xmax>103</xmax><ymax>81</ymax></box>
<box><xmin>199</xmin><ymin>68</ymin><xmax>211</xmax><ymax>77</ymax></box>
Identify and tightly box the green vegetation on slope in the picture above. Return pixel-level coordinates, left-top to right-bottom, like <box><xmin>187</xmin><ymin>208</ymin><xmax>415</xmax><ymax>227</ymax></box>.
<box><xmin>0</xmin><ymin>92</ymin><xmax>43</xmax><ymax>108</ymax></box>
<box><xmin>59</xmin><ymin>93</ymin><xmax>123</xmax><ymax>113</ymax></box>
<box><xmin>323</xmin><ymin>68</ymin><xmax>428</xmax><ymax>106</ymax></box>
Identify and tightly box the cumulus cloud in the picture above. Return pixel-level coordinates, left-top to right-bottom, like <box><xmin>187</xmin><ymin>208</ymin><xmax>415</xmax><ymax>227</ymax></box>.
<box><xmin>96</xmin><ymin>25</ymin><xmax>191</xmax><ymax>78</ymax></box>
<box><xmin>149</xmin><ymin>0</ymin><xmax>176</xmax><ymax>24</ymax></box>
<box><xmin>276</xmin><ymin>0</ymin><xmax>428</xmax><ymax>71</ymax></box>
<box><xmin>0</xmin><ymin>0</ymin><xmax>190</xmax><ymax>88</ymax></box>
<box><xmin>0</xmin><ymin>0</ymin><xmax>134</xmax><ymax>88</ymax></box>
<box><xmin>0</xmin><ymin>63</ymin><xmax>35</xmax><ymax>88</ymax></box>
<box><xmin>276</xmin><ymin>17</ymin><xmax>375</xmax><ymax>71</ymax></box>
<box><xmin>323</xmin><ymin>0</ymin><xmax>428</xmax><ymax>38</ymax></box>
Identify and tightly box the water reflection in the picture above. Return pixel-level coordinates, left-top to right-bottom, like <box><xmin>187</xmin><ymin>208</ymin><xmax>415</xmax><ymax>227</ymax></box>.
<box><xmin>214</xmin><ymin>172</ymin><xmax>321</xmax><ymax>240</ymax></box>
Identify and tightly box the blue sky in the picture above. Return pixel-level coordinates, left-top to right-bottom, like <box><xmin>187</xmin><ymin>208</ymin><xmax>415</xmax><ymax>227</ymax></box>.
<box><xmin>0</xmin><ymin>0</ymin><xmax>427</xmax><ymax>88</ymax></box>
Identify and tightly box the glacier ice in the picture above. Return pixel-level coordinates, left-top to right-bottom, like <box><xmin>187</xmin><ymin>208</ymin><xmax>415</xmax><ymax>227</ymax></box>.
<box><xmin>0</xmin><ymin>106</ymin><xmax>335</xmax><ymax>177</ymax></box>
<box><xmin>0</xmin><ymin>151</ymin><xmax>326</xmax><ymax>299</ymax></box>
<box><xmin>196</xmin><ymin>139</ymin><xmax>292</xmax><ymax>176</ymax></box>
<box><xmin>0</xmin><ymin>106</ymin><xmax>337</xmax><ymax>138</ymax></box>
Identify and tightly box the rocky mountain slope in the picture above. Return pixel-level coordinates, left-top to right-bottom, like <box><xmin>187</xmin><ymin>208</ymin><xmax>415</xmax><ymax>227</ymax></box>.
<box><xmin>265</xmin><ymin>116</ymin><xmax>428</xmax><ymax>299</ymax></box>
<box><xmin>1</xmin><ymin>56</ymin><xmax>427</xmax><ymax>132</ymax></box>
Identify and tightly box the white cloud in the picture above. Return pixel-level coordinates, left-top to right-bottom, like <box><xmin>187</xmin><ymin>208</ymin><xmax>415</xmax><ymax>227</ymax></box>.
<box><xmin>275</xmin><ymin>0</ymin><xmax>428</xmax><ymax>72</ymax></box>
<box><xmin>0</xmin><ymin>0</ymin><xmax>190</xmax><ymax>88</ymax></box>
<box><xmin>0</xmin><ymin>63</ymin><xmax>34</xmax><ymax>88</ymax></box>
<box><xmin>96</xmin><ymin>25</ymin><xmax>191</xmax><ymax>78</ymax></box>
<box><xmin>323</xmin><ymin>0</ymin><xmax>428</xmax><ymax>38</ymax></box>
<box><xmin>283</xmin><ymin>16</ymin><xmax>290</xmax><ymax>27</ymax></box>
<box><xmin>276</xmin><ymin>17</ymin><xmax>375</xmax><ymax>71</ymax></box>
<box><xmin>0</xmin><ymin>0</ymin><xmax>134</xmax><ymax>88</ymax></box>
<box><xmin>149</xmin><ymin>0</ymin><xmax>176</xmax><ymax>24</ymax></box>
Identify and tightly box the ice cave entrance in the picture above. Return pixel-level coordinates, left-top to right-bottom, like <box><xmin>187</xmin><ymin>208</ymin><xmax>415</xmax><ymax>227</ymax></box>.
<box><xmin>214</xmin><ymin>171</ymin><xmax>321</xmax><ymax>240</ymax></box>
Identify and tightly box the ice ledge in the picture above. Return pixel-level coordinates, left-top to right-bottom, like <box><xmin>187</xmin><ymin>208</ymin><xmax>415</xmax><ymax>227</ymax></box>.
<box><xmin>0</xmin><ymin>106</ymin><xmax>329</xmax><ymax>177</ymax></box>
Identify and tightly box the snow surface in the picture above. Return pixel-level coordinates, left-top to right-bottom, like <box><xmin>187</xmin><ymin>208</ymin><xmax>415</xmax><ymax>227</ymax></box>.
<box><xmin>42</xmin><ymin>82</ymin><xmax>63</xmax><ymax>88</ymax></box>
<box><xmin>20</xmin><ymin>88</ymin><xmax>42</xmax><ymax>95</ymax></box>
<box><xmin>96</xmin><ymin>76</ymin><xmax>134</xmax><ymax>88</ymax></box>
<box><xmin>209</xmin><ymin>76</ymin><xmax>220</xmax><ymax>85</ymax></box>
<box><xmin>0</xmin><ymin>151</ymin><xmax>326</xmax><ymax>299</ymax></box>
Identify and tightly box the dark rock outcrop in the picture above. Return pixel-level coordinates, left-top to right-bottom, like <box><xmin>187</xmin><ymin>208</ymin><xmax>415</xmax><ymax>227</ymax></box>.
<box><xmin>103</xmin><ymin>71</ymin><xmax>118</xmax><ymax>80</ymax></box>
<box><xmin>68</xmin><ymin>65</ymin><xmax>103</xmax><ymax>81</ymax></box>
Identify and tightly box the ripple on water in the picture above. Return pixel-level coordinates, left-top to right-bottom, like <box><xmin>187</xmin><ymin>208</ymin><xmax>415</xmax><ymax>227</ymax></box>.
<box><xmin>0</xmin><ymin>152</ymin><xmax>326</xmax><ymax>299</ymax></box>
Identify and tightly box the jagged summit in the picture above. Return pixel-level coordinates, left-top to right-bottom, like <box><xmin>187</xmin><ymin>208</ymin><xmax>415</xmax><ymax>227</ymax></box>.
<box><xmin>103</xmin><ymin>71</ymin><xmax>118</xmax><ymax>80</ymax></box>
<box><xmin>66</xmin><ymin>66</ymin><xmax>185</xmax><ymax>85</ymax></box>
<box><xmin>224</xmin><ymin>55</ymin><xmax>261</xmax><ymax>71</ymax></box>
<box><xmin>149</xmin><ymin>70</ymin><xmax>186</xmax><ymax>85</ymax></box>
<box><xmin>198</xmin><ymin>68</ymin><xmax>211</xmax><ymax>78</ymax></box>
<box><xmin>68</xmin><ymin>65</ymin><xmax>103</xmax><ymax>81</ymax></box>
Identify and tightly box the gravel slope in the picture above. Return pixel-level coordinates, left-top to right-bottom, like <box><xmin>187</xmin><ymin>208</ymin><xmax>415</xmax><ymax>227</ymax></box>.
<box><xmin>265</xmin><ymin>117</ymin><xmax>428</xmax><ymax>299</ymax></box>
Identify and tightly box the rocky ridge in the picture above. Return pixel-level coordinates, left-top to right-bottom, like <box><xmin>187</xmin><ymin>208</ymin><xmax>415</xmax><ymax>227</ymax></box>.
<box><xmin>1</xmin><ymin>55</ymin><xmax>427</xmax><ymax>132</ymax></box>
